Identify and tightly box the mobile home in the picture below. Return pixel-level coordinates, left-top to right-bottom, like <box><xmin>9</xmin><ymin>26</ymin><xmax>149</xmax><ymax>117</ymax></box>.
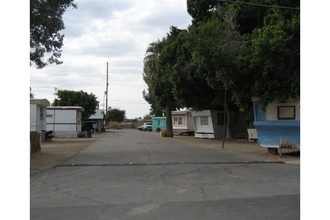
<box><xmin>47</xmin><ymin>106</ymin><xmax>84</xmax><ymax>138</ymax></box>
<box><xmin>252</xmin><ymin>98</ymin><xmax>300</xmax><ymax>153</ymax></box>
<box><xmin>172</xmin><ymin>110</ymin><xmax>194</xmax><ymax>135</ymax></box>
<box><xmin>191</xmin><ymin>110</ymin><xmax>224</xmax><ymax>139</ymax></box>
<box><xmin>152</xmin><ymin>116</ymin><xmax>166</xmax><ymax>131</ymax></box>
<box><xmin>30</xmin><ymin>99</ymin><xmax>50</xmax><ymax>132</ymax></box>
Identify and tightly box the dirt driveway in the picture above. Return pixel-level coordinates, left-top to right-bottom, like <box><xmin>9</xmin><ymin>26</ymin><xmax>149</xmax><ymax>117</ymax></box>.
<box><xmin>31</xmin><ymin>130</ymin><xmax>299</xmax><ymax>173</ymax></box>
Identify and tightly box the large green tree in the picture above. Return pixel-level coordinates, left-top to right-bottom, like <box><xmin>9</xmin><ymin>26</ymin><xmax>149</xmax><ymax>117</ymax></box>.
<box><xmin>186</xmin><ymin>9</ymin><xmax>251</xmax><ymax>138</ymax></box>
<box><xmin>187</xmin><ymin>0</ymin><xmax>300</xmax><ymax>107</ymax></box>
<box><xmin>143</xmin><ymin>40</ymin><xmax>166</xmax><ymax>116</ymax></box>
<box><xmin>185</xmin><ymin>0</ymin><xmax>299</xmax><ymax>137</ymax></box>
<box><xmin>106</xmin><ymin>108</ymin><xmax>126</xmax><ymax>123</ymax></box>
<box><xmin>143</xmin><ymin>0</ymin><xmax>299</xmax><ymax>138</ymax></box>
<box><xmin>162</xmin><ymin>27</ymin><xmax>216</xmax><ymax>110</ymax></box>
<box><xmin>53</xmin><ymin>90</ymin><xmax>99</xmax><ymax>121</ymax></box>
<box><xmin>187</xmin><ymin>0</ymin><xmax>218</xmax><ymax>24</ymax></box>
<box><xmin>30</xmin><ymin>0</ymin><xmax>77</xmax><ymax>69</ymax></box>
<box><xmin>144</xmin><ymin>38</ymin><xmax>176</xmax><ymax>137</ymax></box>
<box><xmin>249</xmin><ymin>7</ymin><xmax>300</xmax><ymax>106</ymax></box>
<box><xmin>143</xmin><ymin>28</ymin><xmax>187</xmax><ymax>137</ymax></box>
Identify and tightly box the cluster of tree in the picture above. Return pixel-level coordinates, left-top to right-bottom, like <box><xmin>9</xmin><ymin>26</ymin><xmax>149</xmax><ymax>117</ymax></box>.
<box><xmin>143</xmin><ymin>0</ymin><xmax>300</xmax><ymax>137</ymax></box>
<box><xmin>105</xmin><ymin>108</ymin><xmax>126</xmax><ymax>123</ymax></box>
<box><xmin>53</xmin><ymin>90</ymin><xmax>99</xmax><ymax>121</ymax></box>
<box><xmin>53</xmin><ymin>89</ymin><xmax>128</xmax><ymax>124</ymax></box>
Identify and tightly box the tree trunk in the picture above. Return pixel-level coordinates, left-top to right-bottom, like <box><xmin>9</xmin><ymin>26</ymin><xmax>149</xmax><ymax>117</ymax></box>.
<box><xmin>165</xmin><ymin>105</ymin><xmax>173</xmax><ymax>137</ymax></box>
<box><xmin>224</xmin><ymin>105</ymin><xmax>232</xmax><ymax>139</ymax></box>
<box><xmin>30</xmin><ymin>132</ymin><xmax>41</xmax><ymax>153</ymax></box>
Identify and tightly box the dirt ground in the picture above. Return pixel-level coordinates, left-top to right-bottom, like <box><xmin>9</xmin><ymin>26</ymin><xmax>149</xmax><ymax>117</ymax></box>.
<box><xmin>175</xmin><ymin>135</ymin><xmax>300</xmax><ymax>163</ymax></box>
<box><xmin>30</xmin><ymin>132</ymin><xmax>107</xmax><ymax>173</ymax></box>
<box><xmin>30</xmin><ymin>130</ymin><xmax>300</xmax><ymax>173</ymax></box>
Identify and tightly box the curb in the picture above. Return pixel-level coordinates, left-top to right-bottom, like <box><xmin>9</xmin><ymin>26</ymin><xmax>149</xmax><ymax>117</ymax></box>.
<box><xmin>284</xmin><ymin>160</ymin><xmax>300</xmax><ymax>165</ymax></box>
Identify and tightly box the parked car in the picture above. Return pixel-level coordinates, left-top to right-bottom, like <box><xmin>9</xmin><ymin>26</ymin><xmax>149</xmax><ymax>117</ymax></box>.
<box><xmin>141</xmin><ymin>122</ymin><xmax>152</xmax><ymax>131</ymax></box>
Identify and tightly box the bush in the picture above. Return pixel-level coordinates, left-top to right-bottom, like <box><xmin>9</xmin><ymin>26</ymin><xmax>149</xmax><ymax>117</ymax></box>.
<box><xmin>109</xmin><ymin>122</ymin><xmax>122</xmax><ymax>129</ymax></box>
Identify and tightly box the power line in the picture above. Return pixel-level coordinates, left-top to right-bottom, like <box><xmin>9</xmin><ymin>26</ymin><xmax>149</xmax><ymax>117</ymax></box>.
<box><xmin>217</xmin><ymin>0</ymin><xmax>300</xmax><ymax>10</ymax></box>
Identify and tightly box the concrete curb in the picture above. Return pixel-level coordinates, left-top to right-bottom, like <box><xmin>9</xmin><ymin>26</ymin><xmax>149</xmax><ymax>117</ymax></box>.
<box><xmin>284</xmin><ymin>160</ymin><xmax>300</xmax><ymax>165</ymax></box>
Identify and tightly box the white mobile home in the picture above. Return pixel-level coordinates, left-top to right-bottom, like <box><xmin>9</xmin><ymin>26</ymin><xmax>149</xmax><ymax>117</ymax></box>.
<box><xmin>47</xmin><ymin>106</ymin><xmax>84</xmax><ymax>138</ymax></box>
<box><xmin>191</xmin><ymin>110</ymin><xmax>224</xmax><ymax>139</ymax></box>
<box><xmin>30</xmin><ymin>99</ymin><xmax>50</xmax><ymax>132</ymax></box>
<box><xmin>172</xmin><ymin>110</ymin><xmax>194</xmax><ymax>135</ymax></box>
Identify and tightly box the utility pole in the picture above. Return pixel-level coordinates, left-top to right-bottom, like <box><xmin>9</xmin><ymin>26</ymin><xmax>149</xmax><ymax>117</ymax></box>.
<box><xmin>222</xmin><ymin>89</ymin><xmax>227</xmax><ymax>149</ymax></box>
<box><xmin>103</xmin><ymin>63</ymin><xmax>109</xmax><ymax>130</ymax></box>
<box><xmin>53</xmin><ymin>87</ymin><xmax>57</xmax><ymax>132</ymax></box>
<box><xmin>106</xmin><ymin>62</ymin><xmax>109</xmax><ymax>113</ymax></box>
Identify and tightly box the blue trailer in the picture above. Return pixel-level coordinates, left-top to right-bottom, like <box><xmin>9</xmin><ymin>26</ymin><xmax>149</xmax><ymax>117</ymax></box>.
<box><xmin>152</xmin><ymin>116</ymin><xmax>166</xmax><ymax>132</ymax></box>
<box><xmin>252</xmin><ymin>98</ymin><xmax>300</xmax><ymax>154</ymax></box>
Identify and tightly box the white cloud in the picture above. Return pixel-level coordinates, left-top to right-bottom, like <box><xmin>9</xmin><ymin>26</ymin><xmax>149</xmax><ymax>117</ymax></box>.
<box><xmin>30</xmin><ymin>0</ymin><xmax>192</xmax><ymax>118</ymax></box>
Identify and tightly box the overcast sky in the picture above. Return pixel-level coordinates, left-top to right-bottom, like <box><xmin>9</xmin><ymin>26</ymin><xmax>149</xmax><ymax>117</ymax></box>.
<box><xmin>30</xmin><ymin>0</ymin><xmax>192</xmax><ymax>119</ymax></box>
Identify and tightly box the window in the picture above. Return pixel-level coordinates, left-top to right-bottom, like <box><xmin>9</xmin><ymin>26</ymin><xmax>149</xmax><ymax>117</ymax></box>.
<box><xmin>277</xmin><ymin>106</ymin><xmax>295</xmax><ymax>120</ymax></box>
<box><xmin>173</xmin><ymin>116</ymin><xmax>184</xmax><ymax>126</ymax></box>
<box><xmin>200</xmin><ymin>116</ymin><xmax>208</xmax><ymax>125</ymax></box>
<box><xmin>157</xmin><ymin>119</ymin><xmax>163</xmax><ymax>126</ymax></box>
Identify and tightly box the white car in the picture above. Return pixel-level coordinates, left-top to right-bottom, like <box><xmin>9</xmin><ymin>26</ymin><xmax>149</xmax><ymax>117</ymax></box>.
<box><xmin>141</xmin><ymin>122</ymin><xmax>152</xmax><ymax>131</ymax></box>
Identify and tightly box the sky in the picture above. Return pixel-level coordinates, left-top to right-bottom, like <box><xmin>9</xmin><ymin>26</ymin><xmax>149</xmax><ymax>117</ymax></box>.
<box><xmin>30</xmin><ymin>0</ymin><xmax>192</xmax><ymax>119</ymax></box>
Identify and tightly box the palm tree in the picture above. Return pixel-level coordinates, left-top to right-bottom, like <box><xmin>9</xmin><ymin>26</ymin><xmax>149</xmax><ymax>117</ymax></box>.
<box><xmin>143</xmin><ymin>38</ymin><xmax>175</xmax><ymax>137</ymax></box>
<box><xmin>143</xmin><ymin>40</ymin><xmax>165</xmax><ymax>116</ymax></box>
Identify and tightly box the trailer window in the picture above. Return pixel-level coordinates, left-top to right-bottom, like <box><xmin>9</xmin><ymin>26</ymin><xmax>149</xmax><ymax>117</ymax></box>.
<box><xmin>277</xmin><ymin>106</ymin><xmax>295</xmax><ymax>120</ymax></box>
<box><xmin>200</xmin><ymin>116</ymin><xmax>208</xmax><ymax>125</ymax></box>
<box><xmin>174</xmin><ymin>116</ymin><xmax>184</xmax><ymax>125</ymax></box>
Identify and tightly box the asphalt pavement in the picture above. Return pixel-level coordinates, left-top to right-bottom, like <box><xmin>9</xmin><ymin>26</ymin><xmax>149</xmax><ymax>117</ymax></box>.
<box><xmin>31</xmin><ymin>129</ymin><xmax>300</xmax><ymax>220</ymax></box>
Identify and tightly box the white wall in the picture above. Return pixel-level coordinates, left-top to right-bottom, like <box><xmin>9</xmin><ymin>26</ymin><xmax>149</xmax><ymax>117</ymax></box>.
<box><xmin>193</xmin><ymin>116</ymin><xmax>212</xmax><ymax>133</ymax></box>
<box><xmin>47</xmin><ymin>109</ymin><xmax>77</xmax><ymax>124</ymax></box>
<box><xmin>192</xmin><ymin>110</ymin><xmax>214</xmax><ymax>138</ymax></box>
<box><xmin>191</xmin><ymin>110</ymin><xmax>225</xmax><ymax>139</ymax></box>
<box><xmin>266</xmin><ymin>99</ymin><xmax>300</xmax><ymax>120</ymax></box>
<box><xmin>172</xmin><ymin>112</ymin><xmax>195</xmax><ymax>131</ymax></box>
<box><xmin>191</xmin><ymin>110</ymin><xmax>211</xmax><ymax>117</ymax></box>
<box><xmin>30</xmin><ymin>104</ymin><xmax>47</xmax><ymax>131</ymax></box>
<box><xmin>30</xmin><ymin>104</ymin><xmax>37</xmax><ymax>131</ymax></box>
<box><xmin>46</xmin><ymin>109</ymin><xmax>82</xmax><ymax>135</ymax></box>
<box><xmin>172</xmin><ymin>113</ymin><xmax>187</xmax><ymax>130</ymax></box>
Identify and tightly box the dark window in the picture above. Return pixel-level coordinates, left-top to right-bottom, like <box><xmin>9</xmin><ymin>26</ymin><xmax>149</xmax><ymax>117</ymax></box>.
<box><xmin>200</xmin><ymin>116</ymin><xmax>208</xmax><ymax>125</ymax></box>
<box><xmin>277</xmin><ymin>106</ymin><xmax>295</xmax><ymax>120</ymax></box>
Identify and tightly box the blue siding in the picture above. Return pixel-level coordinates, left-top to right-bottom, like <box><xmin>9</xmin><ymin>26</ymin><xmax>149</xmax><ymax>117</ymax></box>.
<box><xmin>152</xmin><ymin>117</ymin><xmax>166</xmax><ymax>130</ymax></box>
<box><xmin>253</xmin><ymin>102</ymin><xmax>266</xmax><ymax>121</ymax></box>
<box><xmin>254</xmin><ymin>120</ymin><xmax>300</xmax><ymax>147</ymax></box>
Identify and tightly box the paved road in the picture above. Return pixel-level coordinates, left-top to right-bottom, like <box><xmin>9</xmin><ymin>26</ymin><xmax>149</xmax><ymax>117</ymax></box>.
<box><xmin>31</xmin><ymin>129</ymin><xmax>300</xmax><ymax>220</ymax></box>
